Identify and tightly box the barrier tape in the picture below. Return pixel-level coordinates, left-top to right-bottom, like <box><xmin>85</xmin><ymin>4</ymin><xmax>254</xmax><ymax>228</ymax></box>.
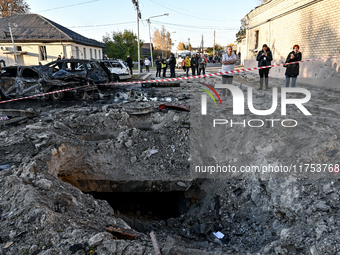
<box><xmin>0</xmin><ymin>84</ymin><xmax>90</xmax><ymax>104</ymax></box>
<box><xmin>0</xmin><ymin>54</ymin><xmax>339</xmax><ymax>104</ymax></box>
<box><xmin>96</xmin><ymin>55</ymin><xmax>340</xmax><ymax>86</ymax></box>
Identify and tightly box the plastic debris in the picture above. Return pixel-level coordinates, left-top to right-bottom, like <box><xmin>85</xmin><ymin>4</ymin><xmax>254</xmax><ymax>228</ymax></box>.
<box><xmin>106</xmin><ymin>228</ymin><xmax>136</xmax><ymax>240</ymax></box>
<box><xmin>159</xmin><ymin>104</ymin><xmax>190</xmax><ymax>112</ymax></box>
<box><xmin>213</xmin><ymin>231</ymin><xmax>225</xmax><ymax>239</ymax></box>
<box><xmin>327</xmin><ymin>149</ymin><xmax>339</xmax><ymax>157</ymax></box>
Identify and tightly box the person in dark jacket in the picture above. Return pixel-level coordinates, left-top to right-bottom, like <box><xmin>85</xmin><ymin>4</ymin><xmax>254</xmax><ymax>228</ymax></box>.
<box><xmin>191</xmin><ymin>54</ymin><xmax>197</xmax><ymax>76</ymax></box>
<box><xmin>57</xmin><ymin>55</ymin><xmax>62</xmax><ymax>69</ymax></box>
<box><xmin>196</xmin><ymin>54</ymin><xmax>200</xmax><ymax>74</ymax></box>
<box><xmin>285</xmin><ymin>44</ymin><xmax>302</xmax><ymax>87</ymax></box>
<box><xmin>139</xmin><ymin>58</ymin><xmax>144</xmax><ymax>73</ymax></box>
<box><xmin>155</xmin><ymin>56</ymin><xmax>162</xmax><ymax>77</ymax></box>
<box><xmin>168</xmin><ymin>53</ymin><xmax>176</xmax><ymax>77</ymax></box>
<box><xmin>256</xmin><ymin>44</ymin><xmax>273</xmax><ymax>90</ymax></box>
<box><xmin>126</xmin><ymin>55</ymin><xmax>133</xmax><ymax>75</ymax></box>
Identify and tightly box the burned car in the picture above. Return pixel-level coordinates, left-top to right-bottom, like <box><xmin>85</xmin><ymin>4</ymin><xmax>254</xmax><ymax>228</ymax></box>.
<box><xmin>0</xmin><ymin>59</ymin><xmax>112</xmax><ymax>101</ymax></box>
<box><xmin>99</xmin><ymin>60</ymin><xmax>132</xmax><ymax>81</ymax></box>
<box><xmin>42</xmin><ymin>59</ymin><xmax>111</xmax><ymax>83</ymax></box>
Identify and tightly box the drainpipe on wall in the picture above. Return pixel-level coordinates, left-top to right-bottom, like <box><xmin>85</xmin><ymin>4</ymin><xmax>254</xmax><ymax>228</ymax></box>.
<box><xmin>245</xmin><ymin>15</ymin><xmax>250</xmax><ymax>65</ymax></box>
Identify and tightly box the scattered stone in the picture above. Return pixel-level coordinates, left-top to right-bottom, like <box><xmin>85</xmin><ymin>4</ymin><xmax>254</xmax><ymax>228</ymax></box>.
<box><xmin>88</xmin><ymin>232</ymin><xmax>113</xmax><ymax>247</ymax></box>
<box><xmin>130</xmin><ymin>156</ymin><xmax>137</xmax><ymax>163</ymax></box>
<box><xmin>36</xmin><ymin>179</ymin><xmax>53</xmax><ymax>191</ymax></box>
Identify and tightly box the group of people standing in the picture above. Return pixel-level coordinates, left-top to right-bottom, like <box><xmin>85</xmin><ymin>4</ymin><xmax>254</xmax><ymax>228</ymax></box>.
<box><xmin>155</xmin><ymin>53</ymin><xmax>176</xmax><ymax>78</ymax></box>
<box><xmin>182</xmin><ymin>53</ymin><xmax>208</xmax><ymax>77</ymax></box>
<box><xmin>256</xmin><ymin>44</ymin><xmax>302</xmax><ymax>90</ymax></box>
<box><xmin>220</xmin><ymin>44</ymin><xmax>302</xmax><ymax>97</ymax></box>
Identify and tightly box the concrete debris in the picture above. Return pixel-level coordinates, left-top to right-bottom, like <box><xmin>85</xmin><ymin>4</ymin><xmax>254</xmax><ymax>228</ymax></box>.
<box><xmin>0</xmin><ymin>71</ymin><xmax>340</xmax><ymax>254</ymax></box>
<box><xmin>88</xmin><ymin>232</ymin><xmax>113</xmax><ymax>247</ymax></box>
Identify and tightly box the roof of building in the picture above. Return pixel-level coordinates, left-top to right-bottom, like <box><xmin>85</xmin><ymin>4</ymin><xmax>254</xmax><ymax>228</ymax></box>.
<box><xmin>142</xmin><ymin>43</ymin><xmax>153</xmax><ymax>49</ymax></box>
<box><xmin>0</xmin><ymin>14</ymin><xmax>104</xmax><ymax>48</ymax></box>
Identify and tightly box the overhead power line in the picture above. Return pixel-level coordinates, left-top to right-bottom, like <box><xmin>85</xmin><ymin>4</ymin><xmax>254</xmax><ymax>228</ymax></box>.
<box><xmin>37</xmin><ymin>0</ymin><xmax>101</xmax><ymax>13</ymax></box>
<box><xmin>151</xmin><ymin>20</ymin><xmax>238</xmax><ymax>31</ymax></box>
<box><xmin>149</xmin><ymin>0</ymin><xmax>237</xmax><ymax>22</ymax></box>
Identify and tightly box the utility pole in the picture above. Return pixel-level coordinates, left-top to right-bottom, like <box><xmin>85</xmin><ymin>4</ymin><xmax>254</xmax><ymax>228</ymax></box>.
<box><xmin>147</xmin><ymin>19</ymin><xmax>153</xmax><ymax>67</ymax></box>
<box><xmin>213</xmin><ymin>31</ymin><xmax>215</xmax><ymax>57</ymax></box>
<box><xmin>132</xmin><ymin>0</ymin><xmax>141</xmax><ymax>75</ymax></box>
<box><xmin>161</xmin><ymin>30</ymin><xmax>164</xmax><ymax>59</ymax></box>
<box><xmin>201</xmin><ymin>34</ymin><xmax>204</xmax><ymax>55</ymax></box>
<box><xmin>8</xmin><ymin>23</ymin><xmax>18</xmax><ymax>65</ymax></box>
<box><xmin>188</xmin><ymin>38</ymin><xmax>190</xmax><ymax>51</ymax></box>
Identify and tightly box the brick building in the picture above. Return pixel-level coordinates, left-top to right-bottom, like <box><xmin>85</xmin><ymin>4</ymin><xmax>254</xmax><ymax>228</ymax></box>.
<box><xmin>244</xmin><ymin>0</ymin><xmax>340</xmax><ymax>88</ymax></box>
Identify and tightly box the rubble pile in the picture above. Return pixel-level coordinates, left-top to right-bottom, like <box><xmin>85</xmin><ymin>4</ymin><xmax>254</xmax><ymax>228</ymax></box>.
<box><xmin>0</xmin><ymin>73</ymin><xmax>340</xmax><ymax>254</ymax></box>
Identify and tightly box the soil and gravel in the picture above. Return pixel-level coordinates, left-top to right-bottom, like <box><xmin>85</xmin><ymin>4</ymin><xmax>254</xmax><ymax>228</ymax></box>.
<box><xmin>0</xmin><ymin>67</ymin><xmax>339</xmax><ymax>255</ymax></box>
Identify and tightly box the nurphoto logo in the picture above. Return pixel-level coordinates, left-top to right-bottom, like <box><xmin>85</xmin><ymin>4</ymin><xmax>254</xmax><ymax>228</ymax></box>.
<box><xmin>201</xmin><ymin>85</ymin><xmax>312</xmax><ymax>128</ymax></box>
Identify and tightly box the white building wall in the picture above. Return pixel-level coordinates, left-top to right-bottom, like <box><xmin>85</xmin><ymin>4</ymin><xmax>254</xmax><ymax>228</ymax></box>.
<box><xmin>0</xmin><ymin>42</ymin><xmax>103</xmax><ymax>66</ymax></box>
<box><xmin>244</xmin><ymin>0</ymin><xmax>340</xmax><ymax>88</ymax></box>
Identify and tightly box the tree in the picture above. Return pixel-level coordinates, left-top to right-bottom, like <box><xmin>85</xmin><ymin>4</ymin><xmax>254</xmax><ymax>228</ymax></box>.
<box><xmin>103</xmin><ymin>30</ymin><xmax>143</xmax><ymax>61</ymax></box>
<box><xmin>176</xmin><ymin>42</ymin><xmax>191</xmax><ymax>51</ymax></box>
<box><xmin>235</xmin><ymin>18</ymin><xmax>247</xmax><ymax>43</ymax></box>
<box><xmin>152</xmin><ymin>26</ymin><xmax>172</xmax><ymax>53</ymax></box>
<box><xmin>206</xmin><ymin>44</ymin><xmax>223</xmax><ymax>56</ymax></box>
<box><xmin>0</xmin><ymin>0</ymin><xmax>30</xmax><ymax>18</ymax></box>
<box><xmin>177</xmin><ymin>42</ymin><xmax>186</xmax><ymax>51</ymax></box>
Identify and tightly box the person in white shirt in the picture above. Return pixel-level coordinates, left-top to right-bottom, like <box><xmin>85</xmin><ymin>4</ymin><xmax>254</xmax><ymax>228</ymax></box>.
<box><xmin>144</xmin><ymin>57</ymin><xmax>150</xmax><ymax>73</ymax></box>
<box><xmin>221</xmin><ymin>46</ymin><xmax>237</xmax><ymax>97</ymax></box>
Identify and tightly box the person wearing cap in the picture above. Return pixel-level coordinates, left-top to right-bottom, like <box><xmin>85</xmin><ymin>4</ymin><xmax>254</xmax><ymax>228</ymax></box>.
<box><xmin>221</xmin><ymin>46</ymin><xmax>237</xmax><ymax>97</ymax></box>
<box><xmin>256</xmin><ymin>44</ymin><xmax>273</xmax><ymax>90</ymax></box>
<box><xmin>284</xmin><ymin>44</ymin><xmax>302</xmax><ymax>88</ymax></box>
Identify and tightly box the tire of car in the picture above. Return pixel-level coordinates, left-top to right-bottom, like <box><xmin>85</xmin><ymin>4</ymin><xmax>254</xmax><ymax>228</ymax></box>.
<box><xmin>50</xmin><ymin>90</ymin><xmax>65</xmax><ymax>101</ymax></box>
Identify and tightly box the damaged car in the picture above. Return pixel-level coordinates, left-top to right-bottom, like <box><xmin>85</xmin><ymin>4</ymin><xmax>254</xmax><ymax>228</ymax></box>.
<box><xmin>98</xmin><ymin>60</ymin><xmax>132</xmax><ymax>81</ymax></box>
<box><xmin>0</xmin><ymin>59</ymin><xmax>113</xmax><ymax>101</ymax></box>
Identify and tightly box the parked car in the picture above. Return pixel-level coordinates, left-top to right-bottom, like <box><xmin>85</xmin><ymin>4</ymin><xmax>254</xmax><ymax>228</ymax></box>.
<box><xmin>0</xmin><ymin>59</ymin><xmax>112</xmax><ymax>101</ymax></box>
<box><xmin>98</xmin><ymin>60</ymin><xmax>132</xmax><ymax>81</ymax></box>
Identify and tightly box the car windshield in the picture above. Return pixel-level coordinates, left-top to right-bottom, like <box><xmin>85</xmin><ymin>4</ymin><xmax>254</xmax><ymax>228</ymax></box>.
<box><xmin>179</xmin><ymin>53</ymin><xmax>191</xmax><ymax>58</ymax></box>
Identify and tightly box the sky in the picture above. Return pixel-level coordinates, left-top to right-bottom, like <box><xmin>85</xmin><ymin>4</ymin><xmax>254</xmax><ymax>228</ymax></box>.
<box><xmin>28</xmin><ymin>0</ymin><xmax>260</xmax><ymax>51</ymax></box>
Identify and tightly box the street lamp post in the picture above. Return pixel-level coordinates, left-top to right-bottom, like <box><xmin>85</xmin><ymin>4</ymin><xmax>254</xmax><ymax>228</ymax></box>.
<box><xmin>132</xmin><ymin>0</ymin><xmax>141</xmax><ymax>75</ymax></box>
<box><xmin>8</xmin><ymin>22</ymin><xmax>18</xmax><ymax>65</ymax></box>
<box><xmin>147</xmin><ymin>13</ymin><xmax>168</xmax><ymax>67</ymax></box>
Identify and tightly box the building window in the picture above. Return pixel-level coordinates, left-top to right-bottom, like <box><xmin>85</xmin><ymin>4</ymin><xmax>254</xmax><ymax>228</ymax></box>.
<box><xmin>94</xmin><ymin>49</ymin><xmax>97</xmax><ymax>59</ymax></box>
<box><xmin>98</xmin><ymin>50</ymin><xmax>101</xmax><ymax>59</ymax></box>
<box><xmin>255</xmin><ymin>31</ymin><xmax>259</xmax><ymax>49</ymax></box>
<box><xmin>76</xmin><ymin>46</ymin><xmax>79</xmax><ymax>59</ymax></box>
<box><xmin>90</xmin><ymin>49</ymin><xmax>92</xmax><ymax>59</ymax></box>
<box><xmin>83</xmin><ymin>48</ymin><xmax>86</xmax><ymax>59</ymax></box>
<box><xmin>39</xmin><ymin>46</ymin><xmax>47</xmax><ymax>61</ymax></box>
<box><xmin>16</xmin><ymin>46</ymin><xmax>22</xmax><ymax>51</ymax></box>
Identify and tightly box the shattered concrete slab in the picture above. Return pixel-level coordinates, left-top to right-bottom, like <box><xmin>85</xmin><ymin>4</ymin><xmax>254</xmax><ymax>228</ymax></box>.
<box><xmin>1</xmin><ymin>71</ymin><xmax>340</xmax><ymax>254</ymax></box>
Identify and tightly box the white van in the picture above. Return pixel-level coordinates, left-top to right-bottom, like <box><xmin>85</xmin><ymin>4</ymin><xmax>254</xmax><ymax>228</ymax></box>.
<box><xmin>175</xmin><ymin>50</ymin><xmax>192</xmax><ymax>69</ymax></box>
